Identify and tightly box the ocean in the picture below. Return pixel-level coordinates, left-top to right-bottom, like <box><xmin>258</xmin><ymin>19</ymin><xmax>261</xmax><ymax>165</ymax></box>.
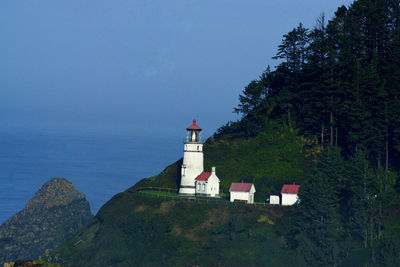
<box><xmin>0</xmin><ymin>130</ymin><xmax>182</xmax><ymax>224</ymax></box>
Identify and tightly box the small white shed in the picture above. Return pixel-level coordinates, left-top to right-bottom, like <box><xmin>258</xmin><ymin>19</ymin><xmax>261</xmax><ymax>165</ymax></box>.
<box><xmin>229</xmin><ymin>181</ymin><xmax>256</xmax><ymax>204</ymax></box>
<box><xmin>269</xmin><ymin>195</ymin><xmax>280</xmax><ymax>205</ymax></box>
<box><xmin>281</xmin><ymin>182</ymin><xmax>300</xmax><ymax>206</ymax></box>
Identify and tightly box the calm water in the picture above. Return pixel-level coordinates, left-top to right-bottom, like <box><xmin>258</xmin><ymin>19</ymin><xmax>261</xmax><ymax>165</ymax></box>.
<box><xmin>0</xmin><ymin>130</ymin><xmax>182</xmax><ymax>224</ymax></box>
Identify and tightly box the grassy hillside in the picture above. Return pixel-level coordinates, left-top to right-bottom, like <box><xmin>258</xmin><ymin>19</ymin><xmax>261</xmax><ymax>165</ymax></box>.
<box><xmin>48</xmin><ymin>193</ymin><xmax>296</xmax><ymax>266</ymax></box>
<box><xmin>204</xmin><ymin>120</ymin><xmax>320</xmax><ymax>201</ymax></box>
<box><xmin>131</xmin><ymin>158</ymin><xmax>183</xmax><ymax>190</ymax></box>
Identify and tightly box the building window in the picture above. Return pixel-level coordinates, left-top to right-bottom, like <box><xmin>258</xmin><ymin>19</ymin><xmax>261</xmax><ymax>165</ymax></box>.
<box><xmin>202</xmin><ymin>184</ymin><xmax>205</xmax><ymax>191</ymax></box>
<box><xmin>197</xmin><ymin>145</ymin><xmax>199</xmax><ymax>151</ymax></box>
<box><xmin>182</xmin><ymin>165</ymin><xmax>186</xmax><ymax>176</ymax></box>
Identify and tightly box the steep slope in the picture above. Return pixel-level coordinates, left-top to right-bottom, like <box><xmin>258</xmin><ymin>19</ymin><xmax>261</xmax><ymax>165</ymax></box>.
<box><xmin>49</xmin><ymin>192</ymin><xmax>295</xmax><ymax>266</ymax></box>
<box><xmin>0</xmin><ymin>178</ymin><xmax>93</xmax><ymax>263</ymax></box>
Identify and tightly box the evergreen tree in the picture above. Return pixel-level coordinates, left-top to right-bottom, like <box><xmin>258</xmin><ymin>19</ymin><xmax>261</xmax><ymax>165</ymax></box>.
<box><xmin>300</xmin><ymin>14</ymin><xmax>337</xmax><ymax>145</ymax></box>
<box><xmin>294</xmin><ymin>147</ymin><xmax>346</xmax><ymax>266</ymax></box>
<box><xmin>273</xmin><ymin>23</ymin><xmax>309</xmax><ymax>73</ymax></box>
<box><xmin>272</xmin><ymin>23</ymin><xmax>310</xmax><ymax>128</ymax></box>
<box><xmin>345</xmin><ymin>147</ymin><xmax>378</xmax><ymax>249</ymax></box>
<box><xmin>234</xmin><ymin>80</ymin><xmax>265</xmax><ymax>117</ymax></box>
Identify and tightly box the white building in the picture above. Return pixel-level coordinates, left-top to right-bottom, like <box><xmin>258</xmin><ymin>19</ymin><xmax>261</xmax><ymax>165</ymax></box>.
<box><xmin>179</xmin><ymin>120</ymin><xmax>213</xmax><ymax>195</ymax></box>
<box><xmin>229</xmin><ymin>181</ymin><xmax>256</xmax><ymax>204</ymax></box>
<box><xmin>195</xmin><ymin>167</ymin><xmax>220</xmax><ymax>197</ymax></box>
<box><xmin>269</xmin><ymin>195</ymin><xmax>280</xmax><ymax>205</ymax></box>
<box><xmin>281</xmin><ymin>182</ymin><xmax>300</xmax><ymax>206</ymax></box>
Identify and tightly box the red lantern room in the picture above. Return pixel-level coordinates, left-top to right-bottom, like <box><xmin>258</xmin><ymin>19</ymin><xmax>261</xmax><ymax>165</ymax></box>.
<box><xmin>186</xmin><ymin>120</ymin><xmax>202</xmax><ymax>143</ymax></box>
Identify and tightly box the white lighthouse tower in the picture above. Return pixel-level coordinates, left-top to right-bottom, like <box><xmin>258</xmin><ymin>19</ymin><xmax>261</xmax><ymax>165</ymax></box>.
<box><xmin>178</xmin><ymin>120</ymin><xmax>204</xmax><ymax>195</ymax></box>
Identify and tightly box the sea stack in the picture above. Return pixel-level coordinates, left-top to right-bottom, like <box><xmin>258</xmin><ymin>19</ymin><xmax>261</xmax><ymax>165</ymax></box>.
<box><xmin>0</xmin><ymin>178</ymin><xmax>93</xmax><ymax>263</ymax></box>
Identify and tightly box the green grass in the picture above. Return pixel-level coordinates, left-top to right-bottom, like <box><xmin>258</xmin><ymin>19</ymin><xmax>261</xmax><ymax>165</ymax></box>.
<box><xmin>139</xmin><ymin>189</ymin><xmax>182</xmax><ymax>197</ymax></box>
<box><xmin>48</xmin><ymin>193</ymin><xmax>295</xmax><ymax>266</ymax></box>
<box><xmin>138</xmin><ymin>190</ymin><xmax>230</xmax><ymax>201</ymax></box>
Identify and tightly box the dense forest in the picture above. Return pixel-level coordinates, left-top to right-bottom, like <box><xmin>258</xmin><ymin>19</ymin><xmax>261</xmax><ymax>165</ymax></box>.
<box><xmin>219</xmin><ymin>0</ymin><xmax>400</xmax><ymax>169</ymax></box>
<box><xmin>216</xmin><ymin>0</ymin><xmax>400</xmax><ymax>265</ymax></box>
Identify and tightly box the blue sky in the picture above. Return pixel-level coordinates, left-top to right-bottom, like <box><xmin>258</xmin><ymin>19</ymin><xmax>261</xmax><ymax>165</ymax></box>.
<box><xmin>0</xmin><ymin>0</ymin><xmax>354</xmax><ymax>138</ymax></box>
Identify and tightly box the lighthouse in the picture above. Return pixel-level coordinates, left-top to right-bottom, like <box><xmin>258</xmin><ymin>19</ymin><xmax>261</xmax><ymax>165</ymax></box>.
<box><xmin>178</xmin><ymin>120</ymin><xmax>204</xmax><ymax>195</ymax></box>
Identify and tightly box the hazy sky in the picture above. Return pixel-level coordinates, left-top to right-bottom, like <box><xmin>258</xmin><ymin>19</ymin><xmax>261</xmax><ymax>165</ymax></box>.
<box><xmin>1</xmin><ymin>0</ymin><xmax>354</xmax><ymax>138</ymax></box>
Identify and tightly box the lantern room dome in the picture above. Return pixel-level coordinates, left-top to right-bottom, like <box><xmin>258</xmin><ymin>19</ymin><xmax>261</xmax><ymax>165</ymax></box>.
<box><xmin>186</xmin><ymin>120</ymin><xmax>202</xmax><ymax>130</ymax></box>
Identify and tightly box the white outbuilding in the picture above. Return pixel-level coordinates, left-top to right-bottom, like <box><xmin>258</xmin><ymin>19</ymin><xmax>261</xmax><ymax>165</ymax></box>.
<box><xmin>229</xmin><ymin>181</ymin><xmax>256</xmax><ymax>204</ymax></box>
<box><xmin>269</xmin><ymin>195</ymin><xmax>280</xmax><ymax>205</ymax></box>
<box><xmin>195</xmin><ymin>167</ymin><xmax>220</xmax><ymax>197</ymax></box>
<box><xmin>281</xmin><ymin>182</ymin><xmax>300</xmax><ymax>206</ymax></box>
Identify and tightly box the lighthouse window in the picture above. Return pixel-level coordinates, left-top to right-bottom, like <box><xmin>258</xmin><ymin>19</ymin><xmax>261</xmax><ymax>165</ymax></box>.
<box><xmin>191</xmin><ymin>131</ymin><xmax>196</xmax><ymax>142</ymax></box>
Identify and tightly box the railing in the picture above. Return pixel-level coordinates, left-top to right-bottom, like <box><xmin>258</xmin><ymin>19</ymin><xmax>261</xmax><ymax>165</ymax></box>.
<box><xmin>128</xmin><ymin>187</ymin><xmax>271</xmax><ymax>207</ymax></box>
<box><xmin>127</xmin><ymin>186</ymin><xmax>178</xmax><ymax>194</ymax></box>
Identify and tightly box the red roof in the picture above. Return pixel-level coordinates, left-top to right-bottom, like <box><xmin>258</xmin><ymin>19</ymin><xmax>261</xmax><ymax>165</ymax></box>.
<box><xmin>187</xmin><ymin>119</ymin><xmax>202</xmax><ymax>130</ymax></box>
<box><xmin>229</xmin><ymin>181</ymin><xmax>253</xmax><ymax>192</ymax></box>
<box><xmin>281</xmin><ymin>183</ymin><xmax>300</xmax><ymax>194</ymax></box>
<box><xmin>195</xmin><ymin>172</ymin><xmax>211</xmax><ymax>181</ymax></box>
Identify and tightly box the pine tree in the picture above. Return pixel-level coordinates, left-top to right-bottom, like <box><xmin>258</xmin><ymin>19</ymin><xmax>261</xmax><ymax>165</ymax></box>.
<box><xmin>345</xmin><ymin>147</ymin><xmax>378</xmax><ymax>248</ymax></box>
<box><xmin>234</xmin><ymin>80</ymin><xmax>265</xmax><ymax>116</ymax></box>
<box><xmin>294</xmin><ymin>147</ymin><xmax>346</xmax><ymax>266</ymax></box>
<box><xmin>273</xmin><ymin>23</ymin><xmax>309</xmax><ymax>73</ymax></box>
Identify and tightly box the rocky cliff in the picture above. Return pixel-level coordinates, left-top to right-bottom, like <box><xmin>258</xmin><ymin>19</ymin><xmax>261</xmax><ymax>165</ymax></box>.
<box><xmin>0</xmin><ymin>178</ymin><xmax>93</xmax><ymax>263</ymax></box>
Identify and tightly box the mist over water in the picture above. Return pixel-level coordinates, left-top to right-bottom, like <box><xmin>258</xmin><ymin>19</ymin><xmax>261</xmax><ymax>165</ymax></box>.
<box><xmin>0</xmin><ymin>130</ymin><xmax>182</xmax><ymax>224</ymax></box>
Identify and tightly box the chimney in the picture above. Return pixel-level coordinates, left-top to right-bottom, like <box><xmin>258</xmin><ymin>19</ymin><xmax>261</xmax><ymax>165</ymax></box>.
<box><xmin>212</xmin><ymin>167</ymin><xmax>216</xmax><ymax>174</ymax></box>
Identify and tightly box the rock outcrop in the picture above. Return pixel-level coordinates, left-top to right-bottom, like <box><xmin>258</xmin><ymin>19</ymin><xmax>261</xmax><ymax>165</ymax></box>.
<box><xmin>0</xmin><ymin>178</ymin><xmax>93</xmax><ymax>263</ymax></box>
